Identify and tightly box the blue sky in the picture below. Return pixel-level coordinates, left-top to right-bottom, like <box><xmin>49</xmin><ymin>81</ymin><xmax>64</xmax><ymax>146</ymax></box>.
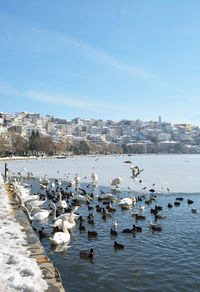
<box><xmin>0</xmin><ymin>1</ymin><xmax>200</xmax><ymax>124</ymax></box>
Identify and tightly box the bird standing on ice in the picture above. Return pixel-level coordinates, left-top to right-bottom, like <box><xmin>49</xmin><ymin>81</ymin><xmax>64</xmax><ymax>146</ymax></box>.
<box><xmin>110</xmin><ymin>176</ymin><xmax>123</xmax><ymax>190</ymax></box>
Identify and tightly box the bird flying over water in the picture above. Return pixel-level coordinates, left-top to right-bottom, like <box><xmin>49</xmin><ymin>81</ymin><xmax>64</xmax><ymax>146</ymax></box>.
<box><xmin>123</xmin><ymin>161</ymin><xmax>144</xmax><ymax>179</ymax></box>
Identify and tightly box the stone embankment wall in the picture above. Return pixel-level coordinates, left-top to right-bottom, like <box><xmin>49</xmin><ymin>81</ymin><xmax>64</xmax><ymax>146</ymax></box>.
<box><xmin>5</xmin><ymin>183</ymin><xmax>66</xmax><ymax>292</ymax></box>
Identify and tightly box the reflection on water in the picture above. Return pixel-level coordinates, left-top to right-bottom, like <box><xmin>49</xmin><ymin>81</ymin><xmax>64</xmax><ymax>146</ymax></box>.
<box><xmin>23</xmin><ymin>177</ymin><xmax>200</xmax><ymax>292</ymax></box>
<box><xmin>49</xmin><ymin>243</ymin><xmax>71</xmax><ymax>255</ymax></box>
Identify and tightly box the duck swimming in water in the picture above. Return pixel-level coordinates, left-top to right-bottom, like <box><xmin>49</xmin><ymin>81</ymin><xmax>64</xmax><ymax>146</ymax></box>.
<box><xmin>149</xmin><ymin>221</ymin><xmax>162</xmax><ymax>232</ymax></box>
<box><xmin>88</xmin><ymin>231</ymin><xmax>98</xmax><ymax>237</ymax></box>
<box><xmin>110</xmin><ymin>228</ymin><xmax>118</xmax><ymax>236</ymax></box>
<box><xmin>80</xmin><ymin>248</ymin><xmax>94</xmax><ymax>258</ymax></box>
<box><xmin>114</xmin><ymin>241</ymin><xmax>124</xmax><ymax>249</ymax></box>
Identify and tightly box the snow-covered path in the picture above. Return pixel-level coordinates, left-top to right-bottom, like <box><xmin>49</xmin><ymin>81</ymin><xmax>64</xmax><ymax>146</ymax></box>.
<box><xmin>0</xmin><ymin>174</ymin><xmax>48</xmax><ymax>292</ymax></box>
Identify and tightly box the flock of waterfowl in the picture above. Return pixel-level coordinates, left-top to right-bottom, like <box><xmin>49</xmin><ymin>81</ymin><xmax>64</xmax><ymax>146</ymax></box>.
<box><xmin>9</xmin><ymin>160</ymin><xmax>198</xmax><ymax>259</ymax></box>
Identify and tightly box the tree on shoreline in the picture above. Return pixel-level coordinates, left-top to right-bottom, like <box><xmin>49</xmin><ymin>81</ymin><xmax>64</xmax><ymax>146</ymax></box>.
<box><xmin>11</xmin><ymin>134</ymin><xmax>28</xmax><ymax>156</ymax></box>
<box><xmin>28</xmin><ymin>131</ymin><xmax>55</xmax><ymax>155</ymax></box>
<box><xmin>0</xmin><ymin>137</ymin><xmax>6</xmax><ymax>156</ymax></box>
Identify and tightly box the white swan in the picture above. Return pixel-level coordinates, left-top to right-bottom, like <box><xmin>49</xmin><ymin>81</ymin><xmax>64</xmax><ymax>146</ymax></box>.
<box><xmin>50</xmin><ymin>203</ymin><xmax>80</xmax><ymax>226</ymax></box>
<box><xmin>22</xmin><ymin>205</ymin><xmax>51</xmax><ymax>221</ymax></box>
<box><xmin>27</xmin><ymin>198</ymin><xmax>46</xmax><ymax>208</ymax></box>
<box><xmin>26</xmin><ymin>203</ymin><xmax>52</xmax><ymax>217</ymax></box>
<box><xmin>51</xmin><ymin>206</ymin><xmax>80</xmax><ymax>230</ymax></box>
<box><xmin>98</xmin><ymin>193</ymin><xmax>117</xmax><ymax>201</ymax></box>
<box><xmin>69</xmin><ymin>179</ymin><xmax>75</xmax><ymax>187</ymax></box>
<box><xmin>71</xmin><ymin>194</ymin><xmax>92</xmax><ymax>203</ymax></box>
<box><xmin>50</xmin><ymin>182</ymin><xmax>55</xmax><ymax>189</ymax></box>
<box><xmin>57</xmin><ymin>191</ymin><xmax>67</xmax><ymax>209</ymax></box>
<box><xmin>74</xmin><ymin>175</ymin><xmax>80</xmax><ymax>185</ymax></box>
<box><xmin>91</xmin><ymin>172</ymin><xmax>98</xmax><ymax>183</ymax></box>
<box><xmin>49</xmin><ymin>219</ymin><xmax>70</xmax><ymax>245</ymax></box>
<box><xmin>12</xmin><ymin>184</ymin><xmax>41</xmax><ymax>205</ymax></box>
<box><xmin>39</xmin><ymin>174</ymin><xmax>50</xmax><ymax>184</ymax></box>
<box><xmin>110</xmin><ymin>177</ymin><xmax>123</xmax><ymax>189</ymax></box>
<box><xmin>118</xmin><ymin>196</ymin><xmax>136</xmax><ymax>207</ymax></box>
<box><xmin>13</xmin><ymin>193</ymin><xmax>45</xmax><ymax>211</ymax></box>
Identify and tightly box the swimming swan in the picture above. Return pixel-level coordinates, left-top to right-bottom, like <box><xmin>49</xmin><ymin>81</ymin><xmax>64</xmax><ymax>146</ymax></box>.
<box><xmin>22</xmin><ymin>205</ymin><xmax>51</xmax><ymax>221</ymax></box>
<box><xmin>51</xmin><ymin>205</ymin><xmax>80</xmax><ymax>230</ymax></box>
<box><xmin>57</xmin><ymin>191</ymin><xmax>67</xmax><ymax>209</ymax></box>
<box><xmin>118</xmin><ymin>197</ymin><xmax>136</xmax><ymax>207</ymax></box>
<box><xmin>49</xmin><ymin>219</ymin><xmax>70</xmax><ymax>245</ymax></box>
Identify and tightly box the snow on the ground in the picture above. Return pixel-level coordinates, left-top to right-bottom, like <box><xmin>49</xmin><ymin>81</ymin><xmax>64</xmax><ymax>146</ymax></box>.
<box><xmin>0</xmin><ymin>174</ymin><xmax>48</xmax><ymax>292</ymax></box>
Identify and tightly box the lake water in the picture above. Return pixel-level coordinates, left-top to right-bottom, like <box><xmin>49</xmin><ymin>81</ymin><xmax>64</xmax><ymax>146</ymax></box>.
<box><xmin>1</xmin><ymin>154</ymin><xmax>200</xmax><ymax>292</ymax></box>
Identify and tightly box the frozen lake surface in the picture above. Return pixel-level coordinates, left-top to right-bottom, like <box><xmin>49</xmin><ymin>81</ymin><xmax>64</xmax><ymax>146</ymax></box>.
<box><xmin>1</xmin><ymin>154</ymin><xmax>200</xmax><ymax>193</ymax></box>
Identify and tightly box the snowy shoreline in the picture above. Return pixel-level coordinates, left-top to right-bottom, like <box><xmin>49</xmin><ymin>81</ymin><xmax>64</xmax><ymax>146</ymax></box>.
<box><xmin>0</xmin><ymin>175</ymin><xmax>48</xmax><ymax>292</ymax></box>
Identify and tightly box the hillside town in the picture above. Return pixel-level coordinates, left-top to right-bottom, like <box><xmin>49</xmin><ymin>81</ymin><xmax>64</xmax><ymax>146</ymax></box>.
<box><xmin>0</xmin><ymin>111</ymin><xmax>200</xmax><ymax>156</ymax></box>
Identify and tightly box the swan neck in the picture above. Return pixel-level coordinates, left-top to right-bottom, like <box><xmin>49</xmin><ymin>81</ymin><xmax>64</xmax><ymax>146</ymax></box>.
<box><xmin>50</xmin><ymin>202</ymin><xmax>57</xmax><ymax>219</ymax></box>
<box><xmin>23</xmin><ymin>206</ymin><xmax>32</xmax><ymax>221</ymax></box>
<box><xmin>62</xmin><ymin>220</ymin><xmax>69</xmax><ymax>234</ymax></box>
<box><xmin>15</xmin><ymin>193</ymin><xmax>23</xmax><ymax>206</ymax></box>
<box><xmin>69</xmin><ymin>206</ymin><xmax>77</xmax><ymax>219</ymax></box>
<box><xmin>58</xmin><ymin>192</ymin><xmax>62</xmax><ymax>202</ymax></box>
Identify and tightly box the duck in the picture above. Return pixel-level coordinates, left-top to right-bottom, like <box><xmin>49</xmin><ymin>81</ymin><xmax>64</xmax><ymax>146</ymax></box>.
<box><xmin>38</xmin><ymin>227</ymin><xmax>50</xmax><ymax>241</ymax></box>
<box><xmin>135</xmin><ymin>214</ymin><xmax>146</xmax><ymax>220</ymax></box>
<box><xmin>155</xmin><ymin>205</ymin><xmax>163</xmax><ymax>211</ymax></box>
<box><xmin>174</xmin><ymin>201</ymin><xmax>180</xmax><ymax>206</ymax></box>
<box><xmin>49</xmin><ymin>219</ymin><xmax>71</xmax><ymax>245</ymax></box>
<box><xmin>132</xmin><ymin>224</ymin><xmax>142</xmax><ymax>232</ymax></box>
<box><xmin>121</xmin><ymin>205</ymin><xmax>131</xmax><ymax>210</ymax></box>
<box><xmin>106</xmin><ymin>203</ymin><xmax>116</xmax><ymax>212</ymax></box>
<box><xmin>88</xmin><ymin>205</ymin><xmax>94</xmax><ymax>210</ymax></box>
<box><xmin>88</xmin><ymin>231</ymin><xmax>98</xmax><ymax>237</ymax></box>
<box><xmin>191</xmin><ymin>208</ymin><xmax>197</xmax><ymax>214</ymax></box>
<box><xmin>114</xmin><ymin>241</ymin><xmax>124</xmax><ymax>249</ymax></box>
<box><xmin>79</xmin><ymin>222</ymin><xmax>86</xmax><ymax>231</ymax></box>
<box><xmin>150</xmin><ymin>208</ymin><xmax>157</xmax><ymax>214</ymax></box>
<box><xmin>188</xmin><ymin>199</ymin><xmax>194</xmax><ymax>204</ymax></box>
<box><xmin>88</xmin><ymin>214</ymin><xmax>95</xmax><ymax>224</ymax></box>
<box><xmin>122</xmin><ymin>226</ymin><xmax>135</xmax><ymax>233</ymax></box>
<box><xmin>110</xmin><ymin>228</ymin><xmax>118</xmax><ymax>236</ymax></box>
<box><xmin>168</xmin><ymin>203</ymin><xmax>173</xmax><ymax>208</ymax></box>
<box><xmin>149</xmin><ymin>189</ymin><xmax>155</xmax><ymax>193</ymax></box>
<box><xmin>154</xmin><ymin>214</ymin><xmax>166</xmax><ymax>220</ymax></box>
<box><xmin>80</xmin><ymin>248</ymin><xmax>94</xmax><ymax>258</ymax></box>
<box><xmin>149</xmin><ymin>221</ymin><xmax>162</xmax><ymax>232</ymax></box>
